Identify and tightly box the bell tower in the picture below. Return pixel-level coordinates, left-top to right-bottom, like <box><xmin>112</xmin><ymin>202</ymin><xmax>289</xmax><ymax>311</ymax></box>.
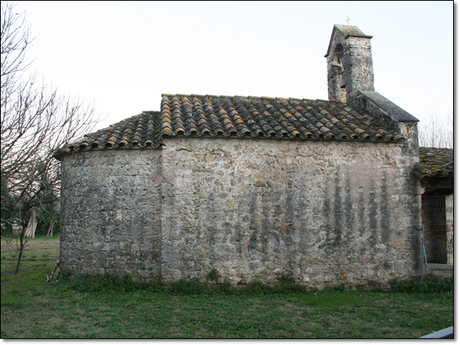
<box><xmin>325</xmin><ymin>25</ymin><xmax>375</xmax><ymax>103</ymax></box>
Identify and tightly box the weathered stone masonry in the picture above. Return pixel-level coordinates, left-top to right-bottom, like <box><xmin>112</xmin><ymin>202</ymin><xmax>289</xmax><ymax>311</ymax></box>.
<box><xmin>160</xmin><ymin>137</ymin><xmax>420</xmax><ymax>289</ymax></box>
<box><xmin>60</xmin><ymin>150</ymin><xmax>163</xmax><ymax>280</ymax></box>
<box><xmin>59</xmin><ymin>134</ymin><xmax>421</xmax><ymax>289</ymax></box>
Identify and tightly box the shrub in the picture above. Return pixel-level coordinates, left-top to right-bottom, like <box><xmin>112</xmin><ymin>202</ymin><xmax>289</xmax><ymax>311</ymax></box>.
<box><xmin>389</xmin><ymin>278</ymin><xmax>409</xmax><ymax>292</ymax></box>
<box><xmin>58</xmin><ymin>269</ymin><xmax>72</xmax><ymax>281</ymax></box>
<box><xmin>389</xmin><ymin>274</ymin><xmax>453</xmax><ymax>293</ymax></box>
<box><xmin>58</xmin><ymin>271</ymin><xmax>453</xmax><ymax>297</ymax></box>
<box><xmin>70</xmin><ymin>273</ymin><xmax>133</xmax><ymax>293</ymax></box>
<box><xmin>366</xmin><ymin>280</ymin><xmax>386</xmax><ymax>292</ymax></box>
<box><xmin>172</xmin><ymin>279</ymin><xmax>203</xmax><ymax>295</ymax></box>
<box><xmin>206</xmin><ymin>268</ymin><xmax>221</xmax><ymax>283</ymax></box>
<box><xmin>419</xmin><ymin>274</ymin><xmax>453</xmax><ymax>293</ymax></box>
<box><xmin>273</xmin><ymin>283</ymin><xmax>307</xmax><ymax>294</ymax></box>
<box><xmin>141</xmin><ymin>280</ymin><xmax>166</xmax><ymax>293</ymax></box>
<box><xmin>332</xmin><ymin>284</ymin><xmax>346</xmax><ymax>292</ymax></box>
<box><xmin>277</xmin><ymin>273</ymin><xmax>295</xmax><ymax>284</ymax></box>
<box><xmin>218</xmin><ymin>281</ymin><xmax>238</xmax><ymax>295</ymax></box>
<box><xmin>245</xmin><ymin>279</ymin><xmax>265</xmax><ymax>295</ymax></box>
<box><xmin>411</xmin><ymin>281</ymin><xmax>429</xmax><ymax>293</ymax></box>
<box><xmin>59</xmin><ymin>272</ymin><xmax>166</xmax><ymax>294</ymax></box>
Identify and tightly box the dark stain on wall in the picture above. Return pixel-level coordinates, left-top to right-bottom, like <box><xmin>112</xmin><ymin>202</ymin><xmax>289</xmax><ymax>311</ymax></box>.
<box><xmin>368</xmin><ymin>178</ymin><xmax>378</xmax><ymax>249</ymax></box>
<box><xmin>319</xmin><ymin>176</ymin><xmax>332</xmax><ymax>253</ymax></box>
<box><xmin>322</xmin><ymin>175</ymin><xmax>331</xmax><ymax>239</ymax></box>
<box><xmin>207</xmin><ymin>226</ymin><xmax>219</xmax><ymax>262</ymax></box>
<box><xmin>248</xmin><ymin>188</ymin><xmax>260</xmax><ymax>253</ymax></box>
<box><xmin>333</xmin><ymin>170</ymin><xmax>343</xmax><ymax>247</ymax></box>
<box><xmin>380</xmin><ymin>171</ymin><xmax>390</xmax><ymax>244</ymax></box>
<box><xmin>358</xmin><ymin>184</ymin><xmax>366</xmax><ymax>258</ymax></box>
<box><xmin>344</xmin><ymin>170</ymin><xmax>354</xmax><ymax>243</ymax></box>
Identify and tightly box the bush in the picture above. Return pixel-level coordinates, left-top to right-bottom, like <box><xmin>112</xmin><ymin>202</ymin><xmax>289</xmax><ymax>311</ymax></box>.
<box><xmin>365</xmin><ymin>280</ymin><xmax>387</xmax><ymax>292</ymax></box>
<box><xmin>218</xmin><ymin>281</ymin><xmax>238</xmax><ymax>295</ymax></box>
<box><xmin>388</xmin><ymin>278</ymin><xmax>407</xmax><ymax>292</ymax></box>
<box><xmin>277</xmin><ymin>273</ymin><xmax>295</xmax><ymax>284</ymax></box>
<box><xmin>273</xmin><ymin>283</ymin><xmax>307</xmax><ymax>294</ymax></box>
<box><xmin>141</xmin><ymin>280</ymin><xmax>166</xmax><ymax>293</ymax></box>
<box><xmin>329</xmin><ymin>284</ymin><xmax>346</xmax><ymax>292</ymax></box>
<box><xmin>58</xmin><ymin>269</ymin><xmax>72</xmax><ymax>281</ymax></box>
<box><xmin>59</xmin><ymin>272</ymin><xmax>166</xmax><ymax>294</ymax></box>
<box><xmin>70</xmin><ymin>273</ymin><xmax>132</xmax><ymax>293</ymax></box>
<box><xmin>389</xmin><ymin>274</ymin><xmax>453</xmax><ymax>293</ymax></box>
<box><xmin>420</xmin><ymin>274</ymin><xmax>453</xmax><ymax>293</ymax></box>
<box><xmin>245</xmin><ymin>280</ymin><xmax>266</xmax><ymax>294</ymax></box>
<box><xmin>206</xmin><ymin>268</ymin><xmax>221</xmax><ymax>283</ymax></box>
<box><xmin>59</xmin><ymin>271</ymin><xmax>453</xmax><ymax>297</ymax></box>
<box><xmin>172</xmin><ymin>279</ymin><xmax>204</xmax><ymax>295</ymax></box>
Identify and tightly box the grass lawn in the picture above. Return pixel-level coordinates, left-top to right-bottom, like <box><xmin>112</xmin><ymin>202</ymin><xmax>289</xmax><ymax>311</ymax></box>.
<box><xmin>1</xmin><ymin>237</ymin><xmax>454</xmax><ymax>339</ymax></box>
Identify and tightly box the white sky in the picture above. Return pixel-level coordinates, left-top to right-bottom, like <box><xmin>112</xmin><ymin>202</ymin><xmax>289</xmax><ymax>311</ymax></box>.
<box><xmin>12</xmin><ymin>1</ymin><xmax>454</xmax><ymax>132</ymax></box>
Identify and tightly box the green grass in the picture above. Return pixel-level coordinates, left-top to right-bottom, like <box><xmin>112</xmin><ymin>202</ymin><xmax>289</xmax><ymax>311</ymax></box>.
<box><xmin>1</xmin><ymin>235</ymin><xmax>60</xmax><ymax>242</ymax></box>
<box><xmin>1</xmin><ymin>236</ymin><xmax>59</xmax><ymax>277</ymax></box>
<box><xmin>1</xmin><ymin>239</ymin><xmax>454</xmax><ymax>338</ymax></box>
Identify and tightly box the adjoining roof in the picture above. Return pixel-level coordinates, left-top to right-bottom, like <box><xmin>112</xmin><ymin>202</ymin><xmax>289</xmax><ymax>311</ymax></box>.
<box><xmin>418</xmin><ymin>147</ymin><xmax>453</xmax><ymax>178</ymax></box>
<box><xmin>358</xmin><ymin>91</ymin><xmax>419</xmax><ymax>122</ymax></box>
<box><xmin>53</xmin><ymin>94</ymin><xmax>403</xmax><ymax>158</ymax></box>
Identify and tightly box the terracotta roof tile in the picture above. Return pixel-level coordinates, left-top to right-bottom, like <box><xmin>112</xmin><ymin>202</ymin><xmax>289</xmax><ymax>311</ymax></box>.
<box><xmin>54</xmin><ymin>94</ymin><xmax>405</xmax><ymax>157</ymax></box>
<box><xmin>159</xmin><ymin>94</ymin><xmax>403</xmax><ymax>140</ymax></box>
<box><xmin>418</xmin><ymin>147</ymin><xmax>453</xmax><ymax>178</ymax></box>
<box><xmin>55</xmin><ymin>111</ymin><xmax>163</xmax><ymax>155</ymax></box>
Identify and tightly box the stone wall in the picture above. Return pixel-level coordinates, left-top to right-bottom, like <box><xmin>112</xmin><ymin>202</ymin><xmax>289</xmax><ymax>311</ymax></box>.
<box><xmin>59</xmin><ymin>136</ymin><xmax>421</xmax><ymax>289</ymax></box>
<box><xmin>59</xmin><ymin>149</ymin><xmax>163</xmax><ymax>280</ymax></box>
<box><xmin>160</xmin><ymin>137</ymin><xmax>421</xmax><ymax>289</ymax></box>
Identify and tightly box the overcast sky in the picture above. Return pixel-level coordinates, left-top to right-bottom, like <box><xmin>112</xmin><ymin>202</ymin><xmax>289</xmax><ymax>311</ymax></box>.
<box><xmin>11</xmin><ymin>1</ymin><xmax>454</xmax><ymax>132</ymax></box>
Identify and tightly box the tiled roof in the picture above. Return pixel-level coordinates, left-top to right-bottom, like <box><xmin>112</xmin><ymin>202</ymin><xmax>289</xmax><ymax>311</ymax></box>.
<box><xmin>54</xmin><ymin>111</ymin><xmax>163</xmax><ymax>154</ymax></box>
<box><xmin>160</xmin><ymin>94</ymin><xmax>401</xmax><ymax>140</ymax></box>
<box><xmin>418</xmin><ymin>147</ymin><xmax>453</xmax><ymax>178</ymax></box>
<box><xmin>54</xmin><ymin>94</ymin><xmax>404</xmax><ymax>158</ymax></box>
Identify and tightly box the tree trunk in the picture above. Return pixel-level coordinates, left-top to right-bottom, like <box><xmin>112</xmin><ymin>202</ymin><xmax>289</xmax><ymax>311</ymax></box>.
<box><xmin>47</xmin><ymin>215</ymin><xmax>55</xmax><ymax>237</ymax></box>
<box><xmin>24</xmin><ymin>209</ymin><xmax>37</xmax><ymax>238</ymax></box>
<box><xmin>14</xmin><ymin>230</ymin><xmax>25</xmax><ymax>274</ymax></box>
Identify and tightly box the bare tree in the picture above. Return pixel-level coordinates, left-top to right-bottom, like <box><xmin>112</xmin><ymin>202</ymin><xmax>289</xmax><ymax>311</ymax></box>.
<box><xmin>1</xmin><ymin>2</ymin><xmax>99</xmax><ymax>273</ymax></box>
<box><xmin>418</xmin><ymin>111</ymin><xmax>453</xmax><ymax>149</ymax></box>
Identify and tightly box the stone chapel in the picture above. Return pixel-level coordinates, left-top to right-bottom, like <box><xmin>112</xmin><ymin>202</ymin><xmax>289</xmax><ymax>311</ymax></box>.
<box><xmin>54</xmin><ymin>25</ymin><xmax>449</xmax><ymax>288</ymax></box>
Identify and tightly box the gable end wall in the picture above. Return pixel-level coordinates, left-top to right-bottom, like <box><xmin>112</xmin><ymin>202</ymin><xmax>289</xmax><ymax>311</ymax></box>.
<box><xmin>160</xmin><ymin>137</ymin><xmax>421</xmax><ymax>289</ymax></box>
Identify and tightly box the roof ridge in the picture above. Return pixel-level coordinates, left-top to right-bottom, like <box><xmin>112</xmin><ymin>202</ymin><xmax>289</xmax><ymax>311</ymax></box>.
<box><xmin>163</xmin><ymin>93</ymin><xmax>348</xmax><ymax>104</ymax></box>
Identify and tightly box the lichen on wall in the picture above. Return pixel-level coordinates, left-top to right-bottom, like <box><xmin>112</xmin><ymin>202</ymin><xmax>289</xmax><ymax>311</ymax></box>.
<box><xmin>59</xmin><ymin>149</ymin><xmax>163</xmax><ymax>280</ymax></box>
<box><xmin>160</xmin><ymin>137</ymin><xmax>420</xmax><ymax>289</ymax></box>
<box><xmin>58</xmin><ymin>134</ymin><xmax>421</xmax><ymax>288</ymax></box>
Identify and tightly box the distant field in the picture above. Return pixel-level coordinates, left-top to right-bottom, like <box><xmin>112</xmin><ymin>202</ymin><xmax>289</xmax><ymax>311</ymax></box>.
<box><xmin>1</xmin><ymin>237</ymin><xmax>59</xmax><ymax>276</ymax></box>
<box><xmin>1</xmin><ymin>238</ymin><xmax>453</xmax><ymax>339</ymax></box>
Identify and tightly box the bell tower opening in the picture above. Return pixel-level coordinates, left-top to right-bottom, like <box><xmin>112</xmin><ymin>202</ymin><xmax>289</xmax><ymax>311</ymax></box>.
<box><xmin>325</xmin><ymin>25</ymin><xmax>375</xmax><ymax>103</ymax></box>
<box><xmin>332</xmin><ymin>44</ymin><xmax>347</xmax><ymax>102</ymax></box>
